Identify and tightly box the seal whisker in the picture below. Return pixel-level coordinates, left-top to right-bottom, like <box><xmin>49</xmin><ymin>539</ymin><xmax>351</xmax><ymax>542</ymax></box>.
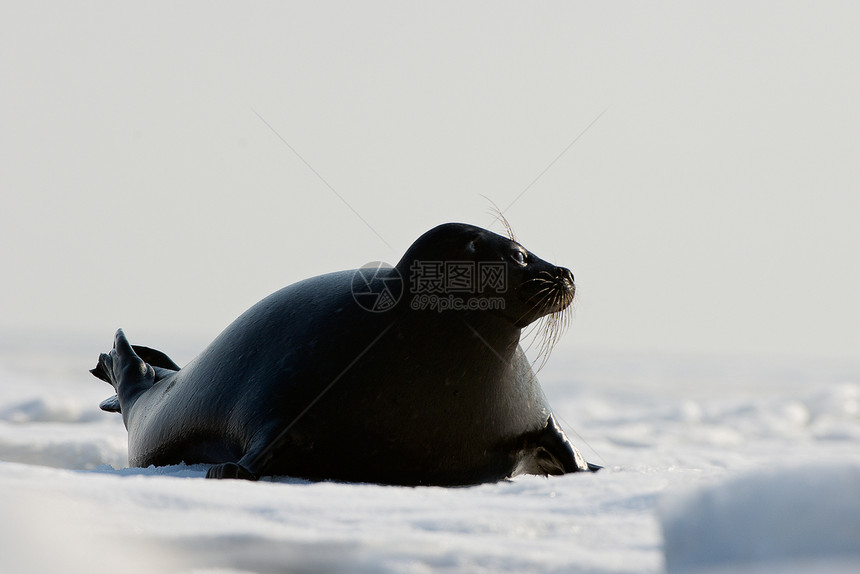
<box><xmin>523</xmin><ymin>287</ymin><xmax>557</xmax><ymax>306</ymax></box>
<box><xmin>527</xmin><ymin>285</ymin><xmax>573</xmax><ymax>375</ymax></box>
<box><xmin>521</xmin><ymin>276</ymin><xmax>557</xmax><ymax>290</ymax></box>
<box><xmin>482</xmin><ymin>196</ymin><xmax>517</xmax><ymax>242</ymax></box>
<box><xmin>513</xmin><ymin>285</ymin><xmax>557</xmax><ymax>328</ymax></box>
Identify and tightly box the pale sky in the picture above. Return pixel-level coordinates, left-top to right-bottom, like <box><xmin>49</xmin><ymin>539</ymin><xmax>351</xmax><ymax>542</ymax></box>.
<box><xmin>1</xmin><ymin>2</ymin><xmax>858</xmax><ymax>361</ymax></box>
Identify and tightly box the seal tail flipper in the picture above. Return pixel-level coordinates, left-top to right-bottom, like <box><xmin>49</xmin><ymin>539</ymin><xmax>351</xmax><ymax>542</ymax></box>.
<box><xmin>91</xmin><ymin>338</ymin><xmax>180</xmax><ymax>414</ymax></box>
<box><xmin>97</xmin><ymin>363</ymin><xmax>179</xmax><ymax>413</ymax></box>
<box><xmin>90</xmin><ymin>352</ymin><xmax>120</xmax><ymax>411</ymax></box>
<box><xmin>89</xmin><ymin>354</ymin><xmax>112</xmax><ymax>384</ymax></box>
<box><xmin>131</xmin><ymin>345</ymin><xmax>181</xmax><ymax>371</ymax></box>
<box><xmin>91</xmin><ymin>343</ymin><xmax>180</xmax><ymax>382</ymax></box>
<box><xmin>90</xmin><ymin>329</ymin><xmax>157</xmax><ymax>424</ymax></box>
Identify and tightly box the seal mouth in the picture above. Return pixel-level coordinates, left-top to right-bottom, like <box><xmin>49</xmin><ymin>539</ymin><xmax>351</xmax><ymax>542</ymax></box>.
<box><xmin>519</xmin><ymin>267</ymin><xmax>575</xmax><ymax>318</ymax></box>
<box><xmin>516</xmin><ymin>267</ymin><xmax>575</xmax><ymax>374</ymax></box>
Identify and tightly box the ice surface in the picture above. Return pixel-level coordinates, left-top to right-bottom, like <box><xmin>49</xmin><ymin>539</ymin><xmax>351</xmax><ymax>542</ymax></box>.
<box><xmin>659</xmin><ymin>463</ymin><xmax>860</xmax><ymax>573</ymax></box>
<box><xmin>1</xmin><ymin>345</ymin><xmax>858</xmax><ymax>573</ymax></box>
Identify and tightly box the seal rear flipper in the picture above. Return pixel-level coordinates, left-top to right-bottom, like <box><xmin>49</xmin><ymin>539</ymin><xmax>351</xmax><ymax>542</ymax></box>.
<box><xmin>206</xmin><ymin>462</ymin><xmax>258</xmax><ymax>480</ymax></box>
<box><xmin>90</xmin><ymin>330</ymin><xmax>157</xmax><ymax>426</ymax></box>
<box><xmin>100</xmin><ymin>395</ymin><xmax>121</xmax><ymax>413</ymax></box>
<box><xmin>89</xmin><ymin>354</ymin><xmax>112</xmax><ymax>384</ymax></box>
<box><xmin>131</xmin><ymin>345</ymin><xmax>180</xmax><ymax>371</ymax></box>
<box><xmin>205</xmin><ymin>434</ymin><xmax>277</xmax><ymax>480</ymax></box>
<box><xmin>92</xmin><ymin>344</ymin><xmax>179</xmax><ymax>383</ymax></box>
<box><xmin>206</xmin><ymin>449</ymin><xmax>267</xmax><ymax>481</ymax></box>
<box><xmin>92</xmin><ymin>366</ymin><xmax>176</xmax><ymax>416</ymax></box>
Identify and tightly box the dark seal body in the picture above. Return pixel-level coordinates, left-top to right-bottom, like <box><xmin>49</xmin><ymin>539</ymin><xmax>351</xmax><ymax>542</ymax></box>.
<box><xmin>92</xmin><ymin>223</ymin><xmax>596</xmax><ymax>485</ymax></box>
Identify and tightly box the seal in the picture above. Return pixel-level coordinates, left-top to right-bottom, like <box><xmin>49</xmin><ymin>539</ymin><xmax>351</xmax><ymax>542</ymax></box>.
<box><xmin>91</xmin><ymin>223</ymin><xmax>598</xmax><ymax>485</ymax></box>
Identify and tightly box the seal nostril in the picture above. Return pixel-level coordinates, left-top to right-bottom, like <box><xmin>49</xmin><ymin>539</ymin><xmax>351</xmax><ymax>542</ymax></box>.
<box><xmin>557</xmin><ymin>267</ymin><xmax>574</xmax><ymax>285</ymax></box>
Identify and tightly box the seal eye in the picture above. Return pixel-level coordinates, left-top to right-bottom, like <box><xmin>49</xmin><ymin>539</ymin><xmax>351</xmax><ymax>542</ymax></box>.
<box><xmin>511</xmin><ymin>250</ymin><xmax>528</xmax><ymax>266</ymax></box>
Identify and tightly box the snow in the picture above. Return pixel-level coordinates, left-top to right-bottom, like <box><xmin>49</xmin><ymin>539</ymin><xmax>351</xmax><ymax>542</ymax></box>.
<box><xmin>1</xmin><ymin>343</ymin><xmax>859</xmax><ymax>573</ymax></box>
<box><xmin>659</xmin><ymin>463</ymin><xmax>860</xmax><ymax>573</ymax></box>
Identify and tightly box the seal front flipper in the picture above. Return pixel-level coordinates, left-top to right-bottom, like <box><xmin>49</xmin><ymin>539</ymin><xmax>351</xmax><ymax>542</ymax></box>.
<box><xmin>512</xmin><ymin>414</ymin><xmax>596</xmax><ymax>476</ymax></box>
